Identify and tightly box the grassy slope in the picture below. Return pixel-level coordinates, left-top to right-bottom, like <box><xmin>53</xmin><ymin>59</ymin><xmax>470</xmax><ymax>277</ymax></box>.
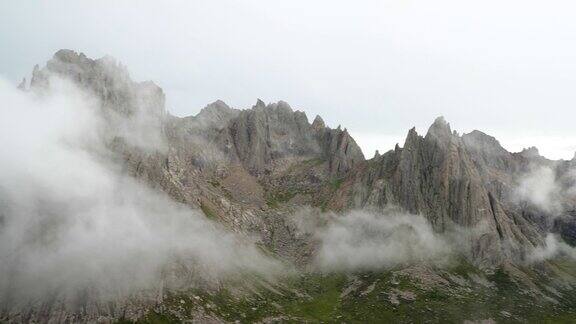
<box><xmin>131</xmin><ymin>160</ymin><xmax>576</xmax><ymax>323</ymax></box>
<box><xmin>123</xmin><ymin>260</ymin><xmax>576</xmax><ymax>323</ymax></box>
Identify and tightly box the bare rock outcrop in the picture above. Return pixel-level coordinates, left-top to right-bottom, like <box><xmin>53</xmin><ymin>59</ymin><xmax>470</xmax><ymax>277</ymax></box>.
<box><xmin>30</xmin><ymin>49</ymin><xmax>166</xmax><ymax>118</ymax></box>
<box><xmin>328</xmin><ymin>117</ymin><xmax>550</xmax><ymax>266</ymax></box>
<box><xmin>229</xmin><ymin>100</ymin><xmax>320</xmax><ymax>173</ymax></box>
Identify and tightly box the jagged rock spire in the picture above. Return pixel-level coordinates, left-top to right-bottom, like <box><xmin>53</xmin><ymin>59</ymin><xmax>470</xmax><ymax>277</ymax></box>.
<box><xmin>403</xmin><ymin>127</ymin><xmax>420</xmax><ymax>149</ymax></box>
<box><xmin>198</xmin><ymin>100</ymin><xmax>233</xmax><ymax>116</ymax></box>
<box><xmin>519</xmin><ymin>146</ymin><xmax>540</xmax><ymax>158</ymax></box>
<box><xmin>211</xmin><ymin>99</ymin><xmax>228</xmax><ymax>106</ymax></box>
<box><xmin>276</xmin><ymin>100</ymin><xmax>292</xmax><ymax>111</ymax></box>
<box><xmin>311</xmin><ymin>115</ymin><xmax>325</xmax><ymax>130</ymax></box>
<box><xmin>426</xmin><ymin>116</ymin><xmax>452</xmax><ymax>140</ymax></box>
<box><xmin>29</xmin><ymin>49</ymin><xmax>165</xmax><ymax>118</ymax></box>
<box><xmin>255</xmin><ymin>98</ymin><xmax>266</xmax><ymax>107</ymax></box>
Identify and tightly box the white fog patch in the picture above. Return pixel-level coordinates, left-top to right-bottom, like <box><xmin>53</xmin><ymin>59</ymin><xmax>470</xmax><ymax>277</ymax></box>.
<box><xmin>529</xmin><ymin>234</ymin><xmax>576</xmax><ymax>263</ymax></box>
<box><xmin>0</xmin><ymin>78</ymin><xmax>281</xmax><ymax>308</ymax></box>
<box><xmin>107</xmin><ymin>81</ymin><xmax>168</xmax><ymax>153</ymax></box>
<box><xmin>291</xmin><ymin>209</ymin><xmax>453</xmax><ymax>272</ymax></box>
<box><xmin>514</xmin><ymin>164</ymin><xmax>576</xmax><ymax>216</ymax></box>
<box><xmin>514</xmin><ymin>166</ymin><xmax>562</xmax><ymax>215</ymax></box>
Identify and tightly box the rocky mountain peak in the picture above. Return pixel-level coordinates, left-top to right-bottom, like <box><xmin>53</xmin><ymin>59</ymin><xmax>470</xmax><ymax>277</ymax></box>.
<box><xmin>463</xmin><ymin>130</ymin><xmax>497</xmax><ymax>143</ymax></box>
<box><xmin>317</xmin><ymin>126</ymin><xmax>365</xmax><ymax>176</ymax></box>
<box><xmin>255</xmin><ymin>98</ymin><xmax>266</xmax><ymax>108</ymax></box>
<box><xmin>403</xmin><ymin>127</ymin><xmax>420</xmax><ymax>149</ymax></box>
<box><xmin>519</xmin><ymin>146</ymin><xmax>541</xmax><ymax>158</ymax></box>
<box><xmin>29</xmin><ymin>49</ymin><xmax>165</xmax><ymax>118</ymax></box>
<box><xmin>53</xmin><ymin>49</ymin><xmax>84</xmax><ymax>61</ymax></box>
<box><xmin>462</xmin><ymin>130</ymin><xmax>509</xmax><ymax>156</ymax></box>
<box><xmin>332</xmin><ymin>116</ymin><xmax>554</xmax><ymax>266</ymax></box>
<box><xmin>199</xmin><ymin>99</ymin><xmax>232</xmax><ymax>115</ymax></box>
<box><xmin>275</xmin><ymin>100</ymin><xmax>292</xmax><ymax>110</ymax></box>
<box><xmin>192</xmin><ymin>100</ymin><xmax>239</xmax><ymax>129</ymax></box>
<box><xmin>311</xmin><ymin>115</ymin><xmax>326</xmax><ymax>130</ymax></box>
<box><xmin>425</xmin><ymin>116</ymin><xmax>452</xmax><ymax>141</ymax></box>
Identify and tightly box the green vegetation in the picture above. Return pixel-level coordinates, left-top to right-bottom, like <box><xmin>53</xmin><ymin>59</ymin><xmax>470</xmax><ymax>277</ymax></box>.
<box><xmin>139</xmin><ymin>311</ymin><xmax>176</xmax><ymax>324</ymax></box>
<box><xmin>329</xmin><ymin>178</ymin><xmax>344</xmax><ymax>190</ymax></box>
<box><xmin>489</xmin><ymin>268</ymin><xmax>515</xmax><ymax>290</ymax></box>
<box><xmin>118</xmin><ymin>264</ymin><xmax>576</xmax><ymax>324</ymax></box>
<box><xmin>199</xmin><ymin>202</ymin><xmax>217</xmax><ymax>220</ymax></box>
<box><xmin>284</xmin><ymin>158</ymin><xmax>325</xmax><ymax>175</ymax></box>
<box><xmin>266</xmin><ymin>190</ymin><xmax>297</xmax><ymax>208</ymax></box>
<box><xmin>317</xmin><ymin>176</ymin><xmax>346</xmax><ymax>212</ymax></box>
<box><xmin>284</xmin><ymin>274</ymin><xmax>346</xmax><ymax>321</ymax></box>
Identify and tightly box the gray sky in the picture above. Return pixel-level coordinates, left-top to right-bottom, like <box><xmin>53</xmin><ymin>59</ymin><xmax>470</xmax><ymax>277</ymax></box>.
<box><xmin>1</xmin><ymin>0</ymin><xmax>576</xmax><ymax>159</ymax></box>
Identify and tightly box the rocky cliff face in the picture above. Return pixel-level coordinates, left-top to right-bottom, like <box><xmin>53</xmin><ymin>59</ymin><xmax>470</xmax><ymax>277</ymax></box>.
<box><xmin>31</xmin><ymin>49</ymin><xmax>165</xmax><ymax>118</ymax></box>
<box><xmin>325</xmin><ymin>117</ymin><xmax>576</xmax><ymax>267</ymax></box>
<box><xmin>229</xmin><ymin>99</ymin><xmax>321</xmax><ymax>173</ymax></box>
<box><xmin>24</xmin><ymin>50</ymin><xmax>366</xmax><ymax>248</ymax></box>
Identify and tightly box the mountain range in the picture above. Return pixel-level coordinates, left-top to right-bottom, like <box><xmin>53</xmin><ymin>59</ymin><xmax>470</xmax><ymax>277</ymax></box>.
<box><xmin>3</xmin><ymin>49</ymin><xmax>576</xmax><ymax>323</ymax></box>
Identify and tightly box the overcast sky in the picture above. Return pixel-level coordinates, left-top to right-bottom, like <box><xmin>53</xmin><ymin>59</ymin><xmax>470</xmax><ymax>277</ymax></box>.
<box><xmin>1</xmin><ymin>0</ymin><xmax>576</xmax><ymax>159</ymax></box>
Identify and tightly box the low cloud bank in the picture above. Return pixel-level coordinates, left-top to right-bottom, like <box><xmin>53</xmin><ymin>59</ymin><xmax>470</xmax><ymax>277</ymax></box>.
<box><xmin>514</xmin><ymin>165</ymin><xmax>576</xmax><ymax>216</ymax></box>
<box><xmin>291</xmin><ymin>208</ymin><xmax>454</xmax><ymax>271</ymax></box>
<box><xmin>529</xmin><ymin>233</ymin><xmax>576</xmax><ymax>263</ymax></box>
<box><xmin>0</xmin><ymin>78</ymin><xmax>280</xmax><ymax>308</ymax></box>
<box><xmin>292</xmin><ymin>207</ymin><xmax>576</xmax><ymax>271</ymax></box>
<box><xmin>513</xmin><ymin>165</ymin><xmax>576</xmax><ymax>263</ymax></box>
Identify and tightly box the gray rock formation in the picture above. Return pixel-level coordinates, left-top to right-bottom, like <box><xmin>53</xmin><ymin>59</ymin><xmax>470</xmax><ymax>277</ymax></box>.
<box><xmin>229</xmin><ymin>100</ymin><xmax>320</xmax><ymax>173</ymax></box>
<box><xmin>30</xmin><ymin>49</ymin><xmax>166</xmax><ymax>118</ymax></box>
<box><xmin>325</xmin><ymin>117</ymin><xmax>576</xmax><ymax>267</ymax></box>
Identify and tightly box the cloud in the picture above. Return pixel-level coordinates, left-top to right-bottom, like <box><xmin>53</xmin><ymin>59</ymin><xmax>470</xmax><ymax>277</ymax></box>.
<box><xmin>513</xmin><ymin>164</ymin><xmax>576</xmax><ymax>217</ymax></box>
<box><xmin>0</xmin><ymin>78</ymin><xmax>280</xmax><ymax>310</ymax></box>
<box><xmin>528</xmin><ymin>233</ymin><xmax>576</xmax><ymax>263</ymax></box>
<box><xmin>514</xmin><ymin>166</ymin><xmax>562</xmax><ymax>214</ymax></box>
<box><xmin>291</xmin><ymin>208</ymin><xmax>453</xmax><ymax>272</ymax></box>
